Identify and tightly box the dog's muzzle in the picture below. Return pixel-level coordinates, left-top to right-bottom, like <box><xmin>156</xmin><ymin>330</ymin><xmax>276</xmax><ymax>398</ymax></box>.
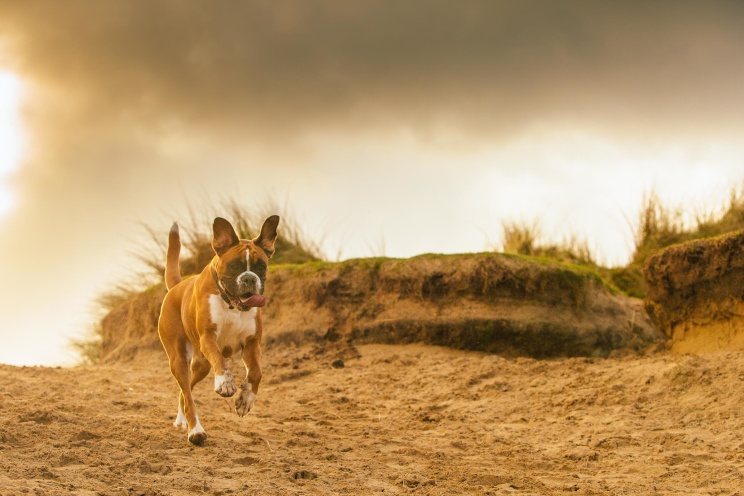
<box><xmin>213</xmin><ymin>266</ymin><xmax>266</xmax><ymax>310</ymax></box>
<box><xmin>227</xmin><ymin>271</ymin><xmax>265</xmax><ymax>308</ymax></box>
<box><xmin>236</xmin><ymin>271</ymin><xmax>263</xmax><ymax>296</ymax></box>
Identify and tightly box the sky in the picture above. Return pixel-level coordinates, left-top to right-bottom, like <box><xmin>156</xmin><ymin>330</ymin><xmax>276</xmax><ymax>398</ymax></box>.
<box><xmin>1</xmin><ymin>1</ymin><xmax>743</xmax><ymax>366</ymax></box>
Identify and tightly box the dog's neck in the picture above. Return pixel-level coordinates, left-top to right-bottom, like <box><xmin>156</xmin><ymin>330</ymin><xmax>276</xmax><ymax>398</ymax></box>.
<box><xmin>210</xmin><ymin>264</ymin><xmax>242</xmax><ymax>310</ymax></box>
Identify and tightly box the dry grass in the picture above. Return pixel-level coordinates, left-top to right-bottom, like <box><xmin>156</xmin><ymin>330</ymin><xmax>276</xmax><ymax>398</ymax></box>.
<box><xmin>134</xmin><ymin>198</ymin><xmax>323</xmax><ymax>284</ymax></box>
<box><xmin>496</xmin><ymin>184</ymin><xmax>744</xmax><ymax>298</ymax></box>
<box><xmin>97</xmin><ymin>199</ymin><xmax>323</xmax><ymax>312</ymax></box>
<box><xmin>616</xmin><ymin>186</ymin><xmax>744</xmax><ymax>297</ymax></box>
<box><xmin>633</xmin><ymin>187</ymin><xmax>744</xmax><ymax>261</ymax></box>
<box><xmin>80</xmin><ymin>185</ymin><xmax>744</xmax><ymax>363</ymax></box>
<box><xmin>68</xmin><ymin>325</ymin><xmax>103</xmax><ymax>365</ymax></box>
<box><xmin>499</xmin><ymin>220</ymin><xmax>596</xmax><ymax>266</ymax></box>
<box><xmin>80</xmin><ymin>198</ymin><xmax>325</xmax><ymax>363</ymax></box>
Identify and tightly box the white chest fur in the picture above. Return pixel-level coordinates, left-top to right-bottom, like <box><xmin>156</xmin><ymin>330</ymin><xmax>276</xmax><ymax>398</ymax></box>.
<box><xmin>208</xmin><ymin>294</ymin><xmax>258</xmax><ymax>355</ymax></box>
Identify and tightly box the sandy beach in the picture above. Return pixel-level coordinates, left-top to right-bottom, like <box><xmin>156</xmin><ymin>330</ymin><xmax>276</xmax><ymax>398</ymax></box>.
<box><xmin>2</xmin><ymin>343</ymin><xmax>743</xmax><ymax>495</ymax></box>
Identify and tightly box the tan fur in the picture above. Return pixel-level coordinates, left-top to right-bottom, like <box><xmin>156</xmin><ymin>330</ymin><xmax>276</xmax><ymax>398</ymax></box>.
<box><xmin>164</xmin><ymin>223</ymin><xmax>182</xmax><ymax>290</ymax></box>
<box><xmin>157</xmin><ymin>216</ymin><xmax>278</xmax><ymax>445</ymax></box>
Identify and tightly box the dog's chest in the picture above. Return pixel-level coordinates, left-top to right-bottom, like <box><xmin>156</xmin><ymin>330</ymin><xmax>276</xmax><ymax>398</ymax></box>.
<box><xmin>208</xmin><ymin>294</ymin><xmax>258</xmax><ymax>354</ymax></box>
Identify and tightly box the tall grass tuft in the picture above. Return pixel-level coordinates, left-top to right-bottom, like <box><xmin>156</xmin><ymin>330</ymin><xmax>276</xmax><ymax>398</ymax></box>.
<box><xmin>500</xmin><ymin>220</ymin><xmax>596</xmax><ymax>266</ymax></box>
<box><xmin>496</xmin><ymin>184</ymin><xmax>744</xmax><ymax>299</ymax></box>
<box><xmin>80</xmin><ymin>199</ymin><xmax>325</xmax><ymax>363</ymax></box>
<box><xmin>614</xmin><ymin>186</ymin><xmax>744</xmax><ymax>297</ymax></box>
<box><xmin>631</xmin><ymin>191</ymin><xmax>689</xmax><ymax>265</ymax></box>
<box><xmin>68</xmin><ymin>326</ymin><xmax>103</xmax><ymax>365</ymax></box>
<box><xmin>132</xmin><ymin>198</ymin><xmax>323</xmax><ymax>284</ymax></box>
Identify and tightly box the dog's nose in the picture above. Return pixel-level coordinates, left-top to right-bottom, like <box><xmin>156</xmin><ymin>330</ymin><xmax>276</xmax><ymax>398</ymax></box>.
<box><xmin>237</xmin><ymin>272</ymin><xmax>261</xmax><ymax>293</ymax></box>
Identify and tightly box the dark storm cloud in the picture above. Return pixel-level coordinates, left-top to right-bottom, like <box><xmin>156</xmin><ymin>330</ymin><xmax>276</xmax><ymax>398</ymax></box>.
<box><xmin>2</xmin><ymin>0</ymin><xmax>744</xmax><ymax>365</ymax></box>
<box><xmin>2</xmin><ymin>0</ymin><xmax>744</xmax><ymax>144</ymax></box>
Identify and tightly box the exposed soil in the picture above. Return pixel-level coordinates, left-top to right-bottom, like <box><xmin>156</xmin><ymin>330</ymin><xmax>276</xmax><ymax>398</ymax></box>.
<box><xmin>101</xmin><ymin>253</ymin><xmax>663</xmax><ymax>362</ymax></box>
<box><xmin>3</xmin><ymin>343</ymin><xmax>744</xmax><ymax>495</ymax></box>
<box><xmin>645</xmin><ymin>229</ymin><xmax>744</xmax><ymax>352</ymax></box>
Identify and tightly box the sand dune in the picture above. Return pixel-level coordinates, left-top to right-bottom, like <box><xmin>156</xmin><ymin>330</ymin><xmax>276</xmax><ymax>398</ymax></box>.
<box><xmin>2</xmin><ymin>343</ymin><xmax>744</xmax><ymax>495</ymax></box>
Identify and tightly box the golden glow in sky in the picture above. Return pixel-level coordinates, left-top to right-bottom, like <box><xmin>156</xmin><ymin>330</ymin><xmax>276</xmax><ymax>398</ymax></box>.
<box><xmin>0</xmin><ymin>69</ymin><xmax>24</xmax><ymax>217</ymax></box>
<box><xmin>2</xmin><ymin>2</ymin><xmax>744</xmax><ymax>366</ymax></box>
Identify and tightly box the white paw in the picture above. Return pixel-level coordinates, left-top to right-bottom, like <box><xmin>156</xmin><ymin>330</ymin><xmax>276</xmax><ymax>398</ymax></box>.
<box><xmin>188</xmin><ymin>421</ymin><xmax>207</xmax><ymax>446</ymax></box>
<box><xmin>235</xmin><ymin>382</ymin><xmax>257</xmax><ymax>417</ymax></box>
<box><xmin>173</xmin><ymin>406</ymin><xmax>187</xmax><ymax>430</ymax></box>
<box><xmin>173</xmin><ymin>415</ymin><xmax>189</xmax><ymax>429</ymax></box>
<box><xmin>214</xmin><ymin>370</ymin><xmax>237</xmax><ymax>397</ymax></box>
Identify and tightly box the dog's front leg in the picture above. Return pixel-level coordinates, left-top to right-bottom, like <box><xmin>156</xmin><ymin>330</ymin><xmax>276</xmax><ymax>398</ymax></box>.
<box><xmin>198</xmin><ymin>330</ymin><xmax>237</xmax><ymax>397</ymax></box>
<box><xmin>235</xmin><ymin>338</ymin><xmax>262</xmax><ymax>416</ymax></box>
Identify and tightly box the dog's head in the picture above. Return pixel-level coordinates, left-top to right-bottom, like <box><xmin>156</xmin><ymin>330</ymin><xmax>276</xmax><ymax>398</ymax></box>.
<box><xmin>211</xmin><ymin>215</ymin><xmax>279</xmax><ymax>310</ymax></box>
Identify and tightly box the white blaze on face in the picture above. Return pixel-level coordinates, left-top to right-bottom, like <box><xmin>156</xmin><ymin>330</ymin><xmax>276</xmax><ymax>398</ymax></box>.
<box><xmin>244</xmin><ymin>250</ymin><xmax>262</xmax><ymax>294</ymax></box>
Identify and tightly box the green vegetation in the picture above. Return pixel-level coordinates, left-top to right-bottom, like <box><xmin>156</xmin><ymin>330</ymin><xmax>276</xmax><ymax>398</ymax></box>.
<box><xmin>613</xmin><ymin>188</ymin><xmax>744</xmax><ymax>297</ymax></box>
<box><xmin>498</xmin><ymin>186</ymin><xmax>744</xmax><ymax>298</ymax></box>
<box><xmin>500</xmin><ymin>220</ymin><xmax>596</xmax><ymax>266</ymax></box>
<box><xmin>79</xmin><ymin>185</ymin><xmax>744</xmax><ymax>364</ymax></box>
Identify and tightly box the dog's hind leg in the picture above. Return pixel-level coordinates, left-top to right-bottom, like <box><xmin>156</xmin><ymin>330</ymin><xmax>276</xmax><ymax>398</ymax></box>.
<box><xmin>159</xmin><ymin>296</ymin><xmax>196</xmax><ymax>434</ymax></box>
<box><xmin>171</xmin><ymin>355</ymin><xmax>210</xmax><ymax>429</ymax></box>
<box><xmin>169</xmin><ymin>349</ymin><xmax>207</xmax><ymax>445</ymax></box>
<box><xmin>173</xmin><ymin>356</ymin><xmax>210</xmax><ymax>430</ymax></box>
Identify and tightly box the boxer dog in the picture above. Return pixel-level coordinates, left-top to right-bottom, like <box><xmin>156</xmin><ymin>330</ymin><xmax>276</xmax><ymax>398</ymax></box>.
<box><xmin>158</xmin><ymin>215</ymin><xmax>279</xmax><ymax>445</ymax></box>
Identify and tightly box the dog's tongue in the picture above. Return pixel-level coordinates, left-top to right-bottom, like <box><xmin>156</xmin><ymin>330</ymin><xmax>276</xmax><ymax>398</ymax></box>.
<box><xmin>240</xmin><ymin>295</ymin><xmax>266</xmax><ymax>307</ymax></box>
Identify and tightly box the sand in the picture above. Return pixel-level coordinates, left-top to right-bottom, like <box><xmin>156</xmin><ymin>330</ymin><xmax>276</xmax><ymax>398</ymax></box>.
<box><xmin>2</xmin><ymin>343</ymin><xmax>744</xmax><ymax>495</ymax></box>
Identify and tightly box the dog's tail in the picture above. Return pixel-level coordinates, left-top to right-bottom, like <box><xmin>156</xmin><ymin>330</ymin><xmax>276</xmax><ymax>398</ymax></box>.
<box><xmin>165</xmin><ymin>222</ymin><xmax>182</xmax><ymax>290</ymax></box>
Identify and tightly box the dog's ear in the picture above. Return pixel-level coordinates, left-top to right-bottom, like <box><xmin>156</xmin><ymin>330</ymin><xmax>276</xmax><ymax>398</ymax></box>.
<box><xmin>212</xmin><ymin>217</ymin><xmax>240</xmax><ymax>256</ymax></box>
<box><xmin>254</xmin><ymin>215</ymin><xmax>280</xmax><ymax>258</ymax></box>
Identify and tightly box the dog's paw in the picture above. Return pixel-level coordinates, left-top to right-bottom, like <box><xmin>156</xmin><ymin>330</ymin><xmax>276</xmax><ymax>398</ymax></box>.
<box><xmin>214</xmin><ymin>370</ymin><xmax>237</xmax><ymax>397</ymax></box>
<box><xmin>173</xmin><ymin>414</ymin><xmax>188</xmax><ymax>430</ymax></box>
<box><xmin>173</xmin><ymin>404</ymin><xmax>188</xmax><ymax>429</ymax></box>
<box><xmin>188</xmin><ymin>419</ymin><xmax>207</xmax><ymax>445</ymax></box>
<box><xmin>235</xmin><ymin>382</ymin><xmax>257</xmax><ymax>417</ymax></box>
<box><xmin>188</xmin><ymin>423</ymin><xmax>207</xmax><ymax>446</ymax></box>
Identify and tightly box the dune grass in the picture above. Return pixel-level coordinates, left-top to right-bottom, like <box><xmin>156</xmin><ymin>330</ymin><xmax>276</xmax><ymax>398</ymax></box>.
<box><xmin>631</xmin><ymin>188</ymin><xmax>744</xmax><ymax>265</ymax></box>
<box><xmin>95</xmin><ymin>198</ymin><xmax>323</xmax><ymax>315</ymax></box>
<box><xmin>68</xmin><ymin>325</ymin><xmax>103</xmax><ymax>365</ymax></box>
<box><xmin>78</xmin><ymin>185</ymin><xmax>744</xmax><ymax>364</ymax></box>
<box><xmin>73</xmin><ymin>199</ymin><xmax>324</xmax><ymax>364</ymax></box>
<box><xmin>498</xmin><ymin>185</ymin><xmax>744</xmax><ymax>298</ymax></box>
<box><xmin>133</xmin><ymin>198</ymin><xmax>323</xmax><ymax>287</ymax></box>
<box><xmin>500</xmin><ymin>219</ymin><xmax>596</xmax><ymax>266</ymax></box>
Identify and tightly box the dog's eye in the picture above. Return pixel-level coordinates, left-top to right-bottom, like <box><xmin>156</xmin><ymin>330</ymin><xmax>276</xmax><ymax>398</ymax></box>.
<box><xmin>252</xmin><ymin>260</ymin><xmax>267</xmax><ymax>278</ymax></box>
<box><xmin>228</xmin><ymin>260</ymin><xmax>245</xmax><ymax>272</ymax></box>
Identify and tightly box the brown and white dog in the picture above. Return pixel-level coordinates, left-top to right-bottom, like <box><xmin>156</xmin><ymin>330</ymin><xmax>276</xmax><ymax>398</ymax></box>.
<box><xmin>157</xmin><ymin>215</ymin><xmax>279</xmax><ymax>445</ymax></box>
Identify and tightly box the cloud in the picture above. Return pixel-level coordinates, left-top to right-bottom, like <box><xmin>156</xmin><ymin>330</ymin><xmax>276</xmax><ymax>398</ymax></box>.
<box><xmin>1</xmin><ymin>1</ymin><xmax>744</xmax><ymax>365</ymax></box>
<box><xmin>1</xmin><ymin>0</ymin><xmax>743</xmax><ymax>149</ymax></box>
